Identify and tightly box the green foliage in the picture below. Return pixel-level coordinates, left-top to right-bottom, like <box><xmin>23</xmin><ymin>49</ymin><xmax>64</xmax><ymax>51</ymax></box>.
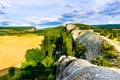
<box><xmin>100</xmin><ymin>40</ymin><xmax>117</xmax><ymax>63</ymax></box>
<box><xmin>42</xmin><ymin>56</ymin><xmax>54</xmax><ymax>67</ymax></box>
<box><xmin>92</xmin><ymin>24</ymin><xmax>120</xmax><ymax>29</ymax></box>
<box><xmin>91</xmin><ymin>56</ymin><xmax>112</xmax><ymax>67</ymax></box>
<box><xmin>74</xmin><ymin>24</ymin><xmax>120</xmax><ymax>41</ymax></box>
<box><xmin>48</xmin><ymin>73</ymin><xmax>55</xmax><ymax>80</ymax></box>
<box><xmin>0</xmin><ymin>26</ymin><xmax>35</xmax><ymax>30</ymax></box>
<box><xmin>41</xmin><ymin>36</ymin><xmax>55</xmax><ymax>57</ymax></box>
<box><xmin>0</xmin><ymin>26</ymin><xmax>36</xmax><ymax>36</ymax></box>
<box><xmin>25</xmin><ymin>48</ymin><xmax>45</xmax><ymax>62</ymax></box>
<box><xmin>34</xmin><ymin>26</ymin><xmax>65</xmax><ymax>36</ymax></box>
<box><xmin>21</xmin><ymin>61</ymin><xmax>37</xmax><ymax>69</ymax></box>
<box><xmin>9</xmin><ymin>67</ymin><xmax>15</xmax><ymax>77</ymax></box>
<box><xmin>117</xmin><ymin>36</ymin><xmax>120</xmax><ymax>41</ymax></box>
<box><xmin>109</xmin><ymin>34</ymin><xmax>114</xmax><ymax>39</ymax></box>
<box><xmin>10</xmin><ymin>75</ymin><xmax>22</xmax><ymax>80</ymax></box>
<box><xmin>10</xmin><ymin>27</ymin><xmax>66</xmax><ymax>80</ymax></box>
<box><xmin>75</xmin><ymin>24</ymin><xmax>92</xmax><ymax>29</ymax></box>
<box><xmin>105</xmin><ymin>52</ymin><xmax>117</xmax><ymax>59</ymax></box>
<box><xmin>91</xmin><ymin>24</ymin><xmax>120</xmax><ymax>41</ymax></box>
<box><xmin>102</xmin><ymin>41</ymin><xmax>115</xmax><ymax>51</ymax></box>
<box><xmin>59</xmin><ymin>31</ymin><xmax>73</xmax><ymax>56</ymax></box>
<box><xmin>74</xmin><ymin>42</ymin><xmax>86</xmax><ymax>59</ymax></box>
<box><xmin>0</xmin><ymin>25</ymin><xmax>74</xmax><ymax>80</ymax></box>
<box><xmin>2</xmin><ymin>24</ymin><xmax>120</xmax><ymax>80</ymax></box>
<box><xmin>0</xmin><ymin>74</ymin><xmax>8</xmax><ymax>80</ymax></box>
<box><xmin>101</xmin><ymin>40</ymin><xmax>117</xmax><ymax>59</ymax></box>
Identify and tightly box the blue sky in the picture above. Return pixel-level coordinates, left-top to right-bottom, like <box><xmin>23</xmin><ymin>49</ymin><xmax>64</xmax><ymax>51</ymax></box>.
<box><xmin>0</xmin><ymin>0</ymin><xmax>120</xmax><ymax>28</ymax></box>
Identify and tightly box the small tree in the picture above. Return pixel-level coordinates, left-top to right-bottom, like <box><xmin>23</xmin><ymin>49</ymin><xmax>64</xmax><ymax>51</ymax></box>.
<box><xmin>60</xmin><ymin>32</ymin><xmax>73</xmax><ymax>56</ymax></box>
<box><xmin>109</xmin><ymin>34</ymin><xmax>114</xmax><ymax>39</ymax></box>
<box><xmin>74</xmin><ymin>42</ymin><xmax>86</xmax><ymax>59</ymax></box>
<box><xmin>9</xmin><ymin>67</ymin><xmax>15</xmax><ymax>77</ymax></box>
<box><xmin>25</xmin><ymin>48</ymin><xmax>45</xmax><ymax>62</ymax></box>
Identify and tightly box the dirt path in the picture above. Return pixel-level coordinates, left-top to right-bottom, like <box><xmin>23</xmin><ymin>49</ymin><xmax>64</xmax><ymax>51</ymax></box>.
<box><xmin>101</xmin><ymin>36</ymin><xmax>120</xmax><ymax>52</ymax></box>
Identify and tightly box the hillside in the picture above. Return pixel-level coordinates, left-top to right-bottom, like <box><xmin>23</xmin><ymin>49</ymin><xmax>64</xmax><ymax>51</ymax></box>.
<box><xmin>92</xmin><ymin>24</ymin><xmax>120</xmax><ymax>29</ymax></box>
<box><xmin>66</xmin><ymin>24</ymin><xmax>120</xmax><ymax>67</ymax></box>
<box><xmin>0</xmin><ymin>26</ymin><xmax>36</xmax><ymax>31</ymax></box>
<box><xmin>101</xmin><ymin>36</ymin><xmax>120</xmax><ymax>52</ymax></box>
<box><xmin>0</xmin><ymin>26</ymin><xmax>36</xmax><ymax>36</ymax></box>
<box><xmin>1</xmin><ymin>24</ymin><xmax>120</xmax><ymax>80</ymax></box>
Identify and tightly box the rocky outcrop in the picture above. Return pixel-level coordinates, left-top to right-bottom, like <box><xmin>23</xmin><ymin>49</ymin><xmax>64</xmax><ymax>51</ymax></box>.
<box><xmin>76</xmin><ymin>31</ymin><xmax>103</xmax><ymax>61</ymax></box>
<box><xmin>71</xmin><ymin>30</ymin><xmax>94</xmax><ymax>40</ymax></box>
<box><xmin>65</xmin><ymin>24</ymin><xmax>103</xmax><ymax>61</ymax></box>
<box><xmin>56</xmin><ymin>56</ymin><xmax>120</xmax><ymax>80</ymax></box>
<box><xmin>65</xmin><ymin>24</ymin><xmax>77</xmax><ymax>31</ymax></box>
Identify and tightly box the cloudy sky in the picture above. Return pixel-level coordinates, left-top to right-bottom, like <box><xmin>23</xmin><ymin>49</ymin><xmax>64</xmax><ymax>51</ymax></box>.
<box><xmin>0</xmin><ymin>0</ymin><xmax>120</xmax><ymax>28</ymax></box>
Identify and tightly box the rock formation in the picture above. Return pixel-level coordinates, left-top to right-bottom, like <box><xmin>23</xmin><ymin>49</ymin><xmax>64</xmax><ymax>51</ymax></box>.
<box><xmin>66</xmin><ymin>24</ymin><xmax>103</xmax><ymax>61</ymax></box>
<box><xmin>76</xmin><ymin>31</ymin><xmax>103</xmax><ymax>61</ymax></box>
<box><xmin>56</xmin><ymin>56</ymin><xmax>120</xmax><ymax>80</ymax></box>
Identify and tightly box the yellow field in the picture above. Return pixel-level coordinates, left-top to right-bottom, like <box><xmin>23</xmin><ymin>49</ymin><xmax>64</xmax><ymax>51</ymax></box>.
<box><xmin>0</xmin><ymin>35</ymin><xmax>44</xmax><ymax>70</ymax></box>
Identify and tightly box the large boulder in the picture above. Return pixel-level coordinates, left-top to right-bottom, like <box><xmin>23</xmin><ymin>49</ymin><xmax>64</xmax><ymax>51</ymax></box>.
<box><xmin>56</xmin><ymin>56</ymin><xmax>120</xmax><ymax>80</ymax></box>
<box><xmin>65</xmin><ymin>24</ymin><xmax>77</xmax><ymax>31</ymax></box>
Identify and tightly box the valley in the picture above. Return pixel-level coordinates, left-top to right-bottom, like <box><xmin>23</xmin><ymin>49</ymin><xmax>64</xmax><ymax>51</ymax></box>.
<box><xmin>0</xmin><ymin>24</ymin><xmax>120</xmax><ymax>80</ymax></box>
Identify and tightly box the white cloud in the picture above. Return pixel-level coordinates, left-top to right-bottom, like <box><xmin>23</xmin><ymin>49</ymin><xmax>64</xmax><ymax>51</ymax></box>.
<box><xmin>9</xmin><ymin>23</ymin><xmax>32</xmax><ymax>26</ymax></box>
<box><xmin>26</xmin><ymin>16</ymin><xmax>41</xmax><ymax>24</ymax></box>
<box><xmin>0</xmin><ymin>0</ymin><xmax>12</xmax><ymax>7</ymax></box>
<box><xmin>25</xmin><ymin>16</ymin><xmax>61</xmax><ymax>24</ymax></box>
<box><xmin>0</xmin><ymin>0</ymin><xmax>120</xmax><ymax>27</ymax></box>
<box><xmin>8</xmin><ymin>23</ymin><xmax>17</xmax><ymax>26</ymax></box>
<box><xmin>0</xmin><ymin>0</ymin><xmax>12</xmax><ymax>15</ymax></box>
<box><xmin>21</xmin><ymin>23</ymin><xmax>32</xmax><ymax>26</ymax></box>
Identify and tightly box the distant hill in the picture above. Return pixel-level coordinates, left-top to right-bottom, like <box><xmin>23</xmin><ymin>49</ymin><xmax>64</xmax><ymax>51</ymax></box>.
<box><xmin>0</xmin><ymin>26</ymin><xmax>36</xmax><ymax>35</ymax></box>
<box><xmin>0</xmin><ymin>26</ymin><xmax>36</xmax><ymax>31</ymax></box>
<box><xmin>91</xmin><ymin>24</ymin><xmax>120</xmax><ymax>29</ymax></box>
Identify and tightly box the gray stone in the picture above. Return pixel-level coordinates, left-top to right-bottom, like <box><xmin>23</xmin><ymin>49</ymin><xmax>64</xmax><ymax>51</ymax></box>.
<box><xmin>56</xmin><ymin>56</ymin><xmax>120</xmax><ymax>80</ymax></box>
<box><xmin>76</xmin><ymin>31</ymin><xmax>103</xmax><ymax>61</ymax></box>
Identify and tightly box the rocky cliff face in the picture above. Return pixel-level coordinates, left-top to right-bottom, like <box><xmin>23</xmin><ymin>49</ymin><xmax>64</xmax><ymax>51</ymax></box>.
<box><xmin>76</xmin><ymin>31</ymin><xmax>102</xmax><ymax>61</ymax></box>
<box><xmin>66</xmin><ymin>24</ymin><xmax>103</xmax><ymax>61</ymax></box>
<box><xmin>56</xmin><ymin>56</ymin><xmax>120</xmax><ymax>80</ymax></box>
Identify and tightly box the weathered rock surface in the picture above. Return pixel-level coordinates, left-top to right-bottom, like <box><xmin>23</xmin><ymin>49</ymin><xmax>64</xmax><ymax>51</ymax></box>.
<box><xmin>56</xmin><ymin>56</ymin><xmax>120</xmax><ymax>80</ymax></box>
<box><xmin>65</xmin><ymin>24</ymin><xmax>77</xmax><ymax>31</ymax></box>
<box><xmin>65</xmin><ymin>24</ymin><xmax>103</xmax><ymax>61</ymax></box>
<box><xmin>76</xmin><ymin>31</ymin><xmax>103</xmax><ymax>61</ymax></box>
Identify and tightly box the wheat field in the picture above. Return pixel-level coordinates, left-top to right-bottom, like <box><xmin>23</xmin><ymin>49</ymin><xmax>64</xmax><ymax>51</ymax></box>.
<box><xmin>0</xmin><ymin>35</ymin><xmax>44</xmax><ymax>70</ymax></box>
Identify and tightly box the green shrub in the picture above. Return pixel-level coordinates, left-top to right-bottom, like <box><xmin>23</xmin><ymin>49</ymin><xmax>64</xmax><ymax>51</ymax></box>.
<box><xmin>109</xmin><ymin>34</ymin><xmax>114</xmax><ymax>39</ymax></box>
<box><xmin>21</xmin><ymin>61</ymin><xmax>37</xmax><ymax>69</ymax></box>
<box><xmin>91</xmin><ymin>56</ymin><xmax>112</xmax><ymax>67</ymax></box>
<box><xmin>44</xmin><ymin>68</ymin><xmax>53</xmax><ymax>75</ymax></box>
<box><xmin>42</xmin><ymin>56</ymin><xmax>54</xmax><ymax>67</ymax></box>
<box><xmin>10</xmin><ymin>75</ymin><xmax>22</xmax><ymax>80</ymax></box>
<box><xmin>25</xmin><ymin>49</ymin><xmax>45</xmax><ymax>62</ymax></box>
<box><xmin>74</xmin><ymin>42</ymin><xmax>86</xmax><ymax>59</ymax></box>
<box><xmin>48</xmin><ymin>74</ymin><xmax>55</xmax><ymax>80</ymax></box>
<box><xmin>0</xmin><ymin>74</ymin><xmax>8</xmax><ymax>80</ymax></box>
<box><xmin>105</xmin><ymin>52</ymin><xmax>117</xmax><ymax>59</ymax></box>
<box><xmin>9</xmin><ymin>67</ymin><xmax>15</xmax><ymax>77</ymax></box>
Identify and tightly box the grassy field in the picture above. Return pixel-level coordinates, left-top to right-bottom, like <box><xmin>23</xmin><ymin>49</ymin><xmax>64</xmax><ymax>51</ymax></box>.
<box><xmin>0</xmin><ymin>35</ymin><xmax>44</xmax><ymax>70</ymax></box>
<box><xmin>111</xmin><ymin>38</ymin><xmax>120</xmax><ymax>46</ymax></box>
